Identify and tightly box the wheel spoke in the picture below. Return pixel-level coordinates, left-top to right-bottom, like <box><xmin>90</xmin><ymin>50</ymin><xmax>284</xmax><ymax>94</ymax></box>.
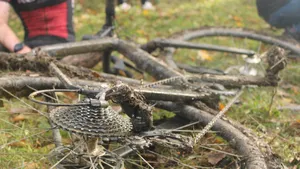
<box><xmin>49</xmin><ymin>144</ymin><xmax>81</xmax><ymax>169</ymax></box>
<box><xmin>136</xmin><ymin>151</ymin><xmax>154</xmax><ymax>169</ymax></box>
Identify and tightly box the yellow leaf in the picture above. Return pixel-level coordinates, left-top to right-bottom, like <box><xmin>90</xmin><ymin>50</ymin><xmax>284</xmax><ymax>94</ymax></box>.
<box><xmin>197</xmin><ymin>50</ymin><xmax>212</xmax><ymax>61</ymax></box>
<box><xmin>218</xmin><ymin>103</ymin><xmax>225</xmax><ymax>111</ymax></box>
<box><xmin>233</xmin><ymin>16</ymin><xmax>242</xmax><ymax>22</ymax></box>
<box><xmin>142</xmin><ymin>10</ymin><xmax>149</xmax><ymax>16</ymax></box>
<box><xmin>236</xmin><ymin>21</ymin><xmax>244</xmax><ymax>27</ymax></box>
<box><xmin>214</xmin><ymin>137</ymin><xmax>225</xmax><ymax>144</ymax></box>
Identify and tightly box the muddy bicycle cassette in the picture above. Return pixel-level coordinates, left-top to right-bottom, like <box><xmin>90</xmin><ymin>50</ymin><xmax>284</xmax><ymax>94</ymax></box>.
<box><xmin>50</xmin><ymin>105</ymin><xmax>133</xmax><ymax>137</ymax></box>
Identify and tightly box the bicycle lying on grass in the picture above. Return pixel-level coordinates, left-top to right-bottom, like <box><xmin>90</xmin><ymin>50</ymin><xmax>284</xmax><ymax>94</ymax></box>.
<box><xmin>0</xmin><ymin>0</ymin><xmax>299</xmax><ymax>168</ymax></box>
<box><xmin>0</xmin><ymin>34</ymin><xmax>288</xmax><ymax>168</ymax></box>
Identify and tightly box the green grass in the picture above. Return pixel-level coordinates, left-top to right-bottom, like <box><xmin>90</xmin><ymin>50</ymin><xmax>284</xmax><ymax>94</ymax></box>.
<box><xmin>3</xmin><ymin>0</ymin><xmax>300</xmax><ymax>168</ymax></box>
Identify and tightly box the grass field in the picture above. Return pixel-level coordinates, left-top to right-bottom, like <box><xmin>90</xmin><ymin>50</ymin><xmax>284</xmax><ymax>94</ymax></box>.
<box><xmin>2</xmin><ymin>0</ymin><xmax>300</xmax><ymax>168</ymax></box>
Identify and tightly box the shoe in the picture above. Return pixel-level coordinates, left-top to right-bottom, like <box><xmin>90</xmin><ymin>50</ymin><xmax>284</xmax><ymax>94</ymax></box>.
<box><xmin>119</xmin><ymin>2</ymin><xmax>131</xmax><ymax>11</ymax></box>
<box><xmin>142</xmin><ymin>1</ymin><xmax>155</xmax><ymax>10</ymax></box>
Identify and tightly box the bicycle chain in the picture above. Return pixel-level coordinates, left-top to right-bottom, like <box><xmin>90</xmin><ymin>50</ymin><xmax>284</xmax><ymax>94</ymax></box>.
<box><xmin>50</xmin><ymin>104</ymin><xmax>133</xmax><ymax>137</ymax></box>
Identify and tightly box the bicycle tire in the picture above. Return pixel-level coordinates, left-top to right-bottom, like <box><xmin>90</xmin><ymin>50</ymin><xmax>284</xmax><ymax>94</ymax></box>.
<box><xmin>163</xmin><ymin>27</ymin><xmax>300</xmax><ymax>76</ymax></box>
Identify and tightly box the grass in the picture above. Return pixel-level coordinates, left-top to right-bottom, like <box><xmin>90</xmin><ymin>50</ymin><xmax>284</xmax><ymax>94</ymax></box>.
<box><xmin>2</xmin><ymin>0</ymin><xmax>300</xmax><ymax>168</ymax></box>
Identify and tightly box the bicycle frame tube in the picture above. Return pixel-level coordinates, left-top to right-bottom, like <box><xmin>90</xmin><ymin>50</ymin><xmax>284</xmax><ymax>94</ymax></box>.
<box><xmin>102</xmin><ymin>0</ymin><xmax>115</xmax><ymax>73</ymax></box>
<box><xmin>104</xmin><ymin>0</ymin><xmax>115</xmax><ymax>33</ymax></box>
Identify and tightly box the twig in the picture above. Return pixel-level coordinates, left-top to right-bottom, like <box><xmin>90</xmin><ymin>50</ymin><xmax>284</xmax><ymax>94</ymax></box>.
<box><xmin>49</xmin><ymin>62</ymin><xmax>77</xmax><ymax>89</ymax></box>
<box><xmin>198</xmin><ymin>145</ymin><xmax>241</xmax><ymax>158</ymax></box>
<box><xmin>0</xmin><ymin>86</ymin><xmax>48</xmax><ymax>117</ymax></box>
<box><xmin>268</xmin><ymin>87</ymin><xmax>277</xmax><ymax>116</ymax></box>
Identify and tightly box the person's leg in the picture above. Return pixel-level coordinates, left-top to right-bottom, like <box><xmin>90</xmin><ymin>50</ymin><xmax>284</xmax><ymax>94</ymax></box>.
<box><xmin>141</xmin><ymin>0</ymin><xmax>147</xmax><ymax>5</ymax></box>
<box><xmin>118</xmin><ymin>0</ymin><xmax>124</xmax><ymax>5</ymax></box>
<box><xmin>269</xmin><ymin>0</ymin><xmax>300</xmax><ymax>28</ymax></box>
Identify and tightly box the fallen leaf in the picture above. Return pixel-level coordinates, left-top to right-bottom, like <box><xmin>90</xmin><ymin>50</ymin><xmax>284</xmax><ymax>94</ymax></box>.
<box><xmin>9</xmin><ymin>140</ymin><xmax>27</xmax><ymax>147</ymax></box>
<box><xmin>62</xmin><ymin>92</ymin><xmax>78</xmax><ymax>100</ymax></box>
<box><xmin>214</xmin><ymin>137</ymin><xmax>225</xmax><ymax>144</ymax></box>
<box><xmin>197</xmin><ymin>50</ymin><xmax>212</xmax><ymax>61</ymax></box>
<box><xmin>218</xmin><ymin>103</ymin><xmax>225</xmax><ymax>111</ymax></box>
<box><xmin>11</xmin><ymin>114</ymin><xmax>26</xmax><ymax>123</ymax></box>
<box><xmin>236</xmin><ymin>21</ymin><xmax>243</xmax><ymax>27</ymax></box>
<box><xmin>290</xmin><ymin>120</ymin><xmax>300</xmax><ymax>129</ymax></box>
<box><xmin>118</xmin><ymin>70</ymin><xmax>128</xmax><ymax>77</ymax></box>
<box><xmin>24</xmin><ymin>162</ymin><xmax>39</xmax><ymax>169</ymax></box>
<box><xmin>233</xmin><ymin>16</ymin><xmax>242</xmax><ymax>22</ymax></box>
<box><xmin>207</xmin><ymin>152</ymin><xmax>226</xmax><ymax>165</ymax></box>
<box><xmin>291</xmin><ymin>86</ymin><xmax>299</xmax><ymax>94</ymax></box>
<box><xmin>91</xmin><ymin>71</ymin><xmax>101</xmax><ymax>78</ymax></box>
<box><xmin>142</xmin><ymin>10</ymin><xmax>149</xmax><ymax>16</ymax></box>
<box><xmin>34</xmin><ymin>139</ymin><xmax>42</xmax><ymax>148</ymax></box>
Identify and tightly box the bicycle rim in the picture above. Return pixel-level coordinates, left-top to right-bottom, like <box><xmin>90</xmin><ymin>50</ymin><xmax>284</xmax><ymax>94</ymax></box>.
<box><xmin>164</xmin><ymin>27</ymin><xmax>300</xmax><ymax>77</ymax></box>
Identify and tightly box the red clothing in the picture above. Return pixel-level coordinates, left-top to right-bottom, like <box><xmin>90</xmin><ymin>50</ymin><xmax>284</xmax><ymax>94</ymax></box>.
<box><xmin>1</xmin><ymin>0</ymin><xmax>75</xmax><ymax>47</ymax></box>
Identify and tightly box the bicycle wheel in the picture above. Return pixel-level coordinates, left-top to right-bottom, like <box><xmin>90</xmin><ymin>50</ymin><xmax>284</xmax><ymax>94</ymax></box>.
<box><xmin>163</xmin><ymin>27</ymin><xmax>300</xmax><ymax>77</ymax></box>
<box><xmin>0</xmin><ymin>74</ymin><xmax>271</xmax><ymax>169</ymax></box>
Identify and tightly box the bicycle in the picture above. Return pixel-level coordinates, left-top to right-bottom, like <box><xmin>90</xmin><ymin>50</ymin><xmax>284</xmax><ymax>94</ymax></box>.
<box><xmin>0</xmin><ymin>33</ymin><xmax>288</xmax><ymax>169</ymax></box>
<box><xmin>0</xmin><ymin>1</ymin><xmax>295</xmax><ymax>168</ymax></box>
